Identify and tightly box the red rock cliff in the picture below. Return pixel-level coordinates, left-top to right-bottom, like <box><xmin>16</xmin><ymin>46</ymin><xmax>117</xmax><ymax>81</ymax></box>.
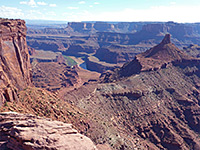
<box><xmin>0</xmin><ymin>19</ymin><xmax>32</xmax><ymax>104</ymax></box>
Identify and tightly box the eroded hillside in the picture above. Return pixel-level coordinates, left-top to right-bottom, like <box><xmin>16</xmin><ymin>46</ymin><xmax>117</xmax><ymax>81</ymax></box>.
<box><xmin>62</xmin><ymin>35</ymin><xmax>200</xmax><ymax>149</ymax></box>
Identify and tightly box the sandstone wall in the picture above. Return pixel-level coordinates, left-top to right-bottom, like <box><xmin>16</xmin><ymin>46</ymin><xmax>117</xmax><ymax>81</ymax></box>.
<box><xmin>0</xmin><ymin>19</ymin><xmax>32</xmax><ymax>104</ymax></box>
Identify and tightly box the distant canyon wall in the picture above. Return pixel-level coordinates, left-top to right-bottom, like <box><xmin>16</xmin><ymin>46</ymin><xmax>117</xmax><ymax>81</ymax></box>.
<box><xmin>26</xmin><ymin>21</ymin><xmax>200</xmax><ymax>74</ymax></box>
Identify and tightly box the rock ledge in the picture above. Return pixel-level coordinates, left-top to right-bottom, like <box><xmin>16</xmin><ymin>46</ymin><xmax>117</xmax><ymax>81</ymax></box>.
<box><xmin>0</xmin><ymin>112</ymin><xmax>97</xmax><ymax>150</ymax></box>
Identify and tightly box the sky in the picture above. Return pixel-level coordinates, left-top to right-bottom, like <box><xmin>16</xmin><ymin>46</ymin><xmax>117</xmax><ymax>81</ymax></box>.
<box><xmin>1</xmin><ymin>0</ymin><xmax>200</xmax><ymax>22</ymax></box>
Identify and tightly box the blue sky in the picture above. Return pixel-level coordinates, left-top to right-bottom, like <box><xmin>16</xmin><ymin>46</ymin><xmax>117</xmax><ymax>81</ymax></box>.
<box><xmin>1</xmin><ymin>0</ymin><xmax>200</xmax><ymax>22</ymax></box>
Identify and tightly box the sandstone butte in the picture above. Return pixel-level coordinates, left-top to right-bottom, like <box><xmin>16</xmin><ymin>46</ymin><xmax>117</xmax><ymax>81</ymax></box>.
<box><xmin>102</xmin><ymin>34</ymin><xmax>199</xmax><ymax>81</ymax></box>
<box><xmin>119</xmin><ymin>34</ymin><xmax>194</xmax><ymax>76</ymax></box>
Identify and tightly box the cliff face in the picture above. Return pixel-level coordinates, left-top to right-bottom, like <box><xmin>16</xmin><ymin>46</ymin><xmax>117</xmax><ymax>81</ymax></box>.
<box><xmin>67</xmin><ymin>22</ymin><xmax>115</xmax><ymax>33</ymax></box>
<box><xmin>141</xmin><ymin>23</ymin><xmax>197</xmax><ymax>39</ymax></box>
<box><xmin>67</xmin><ymin>22</ymin><xmax>146</xmax><ymax>34</ymax></box>
<box><xmin>0</xmin><ymin>19</ymin><xmax>32</xmax><ymax>104</ymax></box>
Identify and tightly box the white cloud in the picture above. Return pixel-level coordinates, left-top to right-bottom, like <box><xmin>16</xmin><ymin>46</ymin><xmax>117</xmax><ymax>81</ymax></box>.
<box><xmin>37</xmin><ymin>2</ymin><xmax>47</xmax><ymax>6</ymax></box>
<box><xmin>94</xmin><ymin>2</ymin><xmax>100</xmax><ymax>5</ymax></box>
<box><xmin>89</xmin><ymin>5</ymin><xmax>93</xmax><ymax>8</ymax></box>
<box><xmin>25</xmin><ymin>9</ymin><xmax>45</xmax><ymax>19</ymax></box>
<box><xmin>79</xmin><ymin>1</ymin><xmax>85</xmax><ymax>4</ymax></box>
<box><xmin>19</xmin><ymin>1</ymin><xmax>27</xmax><ymax>4</ymax></box>
<box><xmin>49</xmin><ymin>4</ymin><xmax>57</xmax><ymax>7</ymax></box>
<box><xmin>67</xmin><ymin>7</ymin><xmax>79</xmax><ymax>10</ymax></box>
<box><xmin>0</xmin><ymin>6</ymin><xmax>24</xmax><ymax>19</ymax></box>
<box><xmin>62</xmin><ymin>5</ymin><xmax>200</xmax><ymax>23</ymax></box>
<box><xmin>170</xmin><ymin>2</ymin><xmax>176</xmax><ymax>5</ymax></box>
<box><xmin>47</xmin><ymin>11</ymin><xmax>56</xmax><ymax>16</ymax></box>
<box><xmin>28</xmin><ymin>0</ymin><xmax>36</xmax><ymax>6</ymax></box>
<box><xmin>0</xmin><ymin>5</ymin><xmax>59</xmax><ymax>20</ymax></box>
<box><xmin>20</xmin><ymin>0</ymin><xmax>37</xmax><ymax>7</ymax></box>
<box><xmin>26</xmin><ymin>10</ymin><xmax>58</xmax><ymax>20</ymax></box>
<box><xmin>29</xmin><ymin>10</ymin><xmax>42</xmax><ymax>14</ymax></box>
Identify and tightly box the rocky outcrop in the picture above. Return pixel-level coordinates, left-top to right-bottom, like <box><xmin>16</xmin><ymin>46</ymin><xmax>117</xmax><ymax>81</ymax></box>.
<box><xmin>0</xmin><ymin>19</ymin><xmax>32</xmax><ymax>104</ymax></box>
<box><xmin>0</xmin><ymin>112</ymin><xmax>97</xmax><ymax>150</ymax></box>
<box><xmin>95</xmin><ymin>48</ymin><xmax>119</xmax><ymax>64</ymax></box>
<box><xmin>27</xmin><ymin>39</ymin><xmax>64</xmax><ymax>52</ymax></box>
<box><xmin>183</xmin><ymin>44</ymin><xmax>200</xmax><ymax>58</ymax></box>
<box><xmin>85</xmin><ymin>56</ymin><xmax>121</xmax><ymax>73</ymax></box>
<box><xmin>112</xmin><ymin>34</ymin><xmax>198</xmax><ymax>79</ymax></box>
<box><xmin>95</xmin><ymin>44</ymin><xmax>142</xmax><ymax>64</ymax></box>
<box><xmin>28</xmin><ymin>46</ymin><xmax>36</xmax><ymax>55</ymax></box>
<box><xmin>63</xmin><ymin>44</ymin><xmax>97</xmax><ymax>56</ymax></box>
<box><xmin>30</xmin><ymin>48</ymin><xmax>66</xmax><ymax>64</ymax></box>
<box><xmin>32</xmin><ymin>62</ymin><xmax>82</xmax><ymax>91</ymax></box>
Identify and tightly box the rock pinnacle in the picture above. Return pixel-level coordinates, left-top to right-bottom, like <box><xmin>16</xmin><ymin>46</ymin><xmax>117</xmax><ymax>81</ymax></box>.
<box><xmin>161</xmin><ymin>34</ymin><xmax>171</xmax><ymax>44</ymax></box>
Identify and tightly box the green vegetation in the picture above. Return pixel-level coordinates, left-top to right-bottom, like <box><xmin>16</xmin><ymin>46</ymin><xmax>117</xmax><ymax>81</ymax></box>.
<box><xmin>63</xmin><ymin>55</ymin><xmax>77</xmax><ymax>66</ymax></box>
<box><xmin>4</xmin><ymin>102</ymin><xmax>8</xmax><ymax>107</ymax></box>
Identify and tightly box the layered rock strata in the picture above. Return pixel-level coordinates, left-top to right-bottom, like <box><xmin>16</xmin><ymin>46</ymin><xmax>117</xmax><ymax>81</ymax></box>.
<box><xmin>0</xmin><ymin>112</ymin><xmax>97</xmax><ymax>150</ymax></box>
<box><xmin>0</xmin><ymin>19</ymin><xmax>32</xmax><ymax>104</ymax></box>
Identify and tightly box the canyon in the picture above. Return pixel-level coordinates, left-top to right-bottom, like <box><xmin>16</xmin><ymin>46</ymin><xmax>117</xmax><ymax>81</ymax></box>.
<box><xmin>27</xmin><ymin>21</ymin><xmax>200</xmax><ymax>73</ymax></box>
<box><xmin>1</xmin><ymin>18</ymin><xmax>200</xmax><ymax>150</ymax></box>
<box><xmin>0</xmin><ymin>19</ymin><xmax>100</xmax><ymax>150</ymax></box>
